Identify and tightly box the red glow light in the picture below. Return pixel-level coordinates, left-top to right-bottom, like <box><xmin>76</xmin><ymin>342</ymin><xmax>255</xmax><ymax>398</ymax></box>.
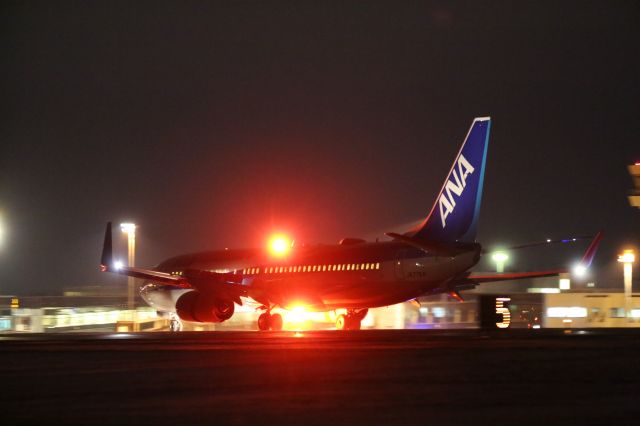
<box><xmin>268</xmin><ymin>234</ymin><xmax>291</xmax><ymax>256</ymax></box>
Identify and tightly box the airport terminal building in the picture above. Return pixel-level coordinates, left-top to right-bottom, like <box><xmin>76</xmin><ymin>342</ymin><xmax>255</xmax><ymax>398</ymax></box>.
<box><xmin>2</xmin><ymin>273</ymin><xmax>639</xmax><ymax>332</ymax></box>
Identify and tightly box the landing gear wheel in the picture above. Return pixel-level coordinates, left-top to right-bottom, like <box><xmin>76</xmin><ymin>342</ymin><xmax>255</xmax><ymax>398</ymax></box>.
<box><xmin>258</xmin><ymin>313</ymin><xmax>271</xmax><ymax>331</ymax></box>
<box><xmin>348</xmin><ymin>317</ymin><xmax>361</xmax><ymax>330</ymax></box>
<box><xmin>336</xmin><ymin>314</ymin><xmax>347</xmax><ymax>330</ymax></box>
<box><xmin>270</xmin><ymin>313</ymin><xmax>283</xmax><ymax>331</ymax></box>
<box><xmin>336</xmin><ymin>311</ymin><xmax>364</xmax><ymax>330</ymax></box>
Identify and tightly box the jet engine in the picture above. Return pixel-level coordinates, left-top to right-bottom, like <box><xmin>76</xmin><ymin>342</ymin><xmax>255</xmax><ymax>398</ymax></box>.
<box><xmin>175</xmin><ymin>291</ymin><xmax>235</xmax><ymax>323</ymax></box>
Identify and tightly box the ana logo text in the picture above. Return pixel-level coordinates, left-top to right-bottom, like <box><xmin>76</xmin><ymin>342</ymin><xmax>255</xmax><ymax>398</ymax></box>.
<box><xmin>439</xmin><ymin>154</ymin><xmax>475</xmax><ymax>228</ymax></box>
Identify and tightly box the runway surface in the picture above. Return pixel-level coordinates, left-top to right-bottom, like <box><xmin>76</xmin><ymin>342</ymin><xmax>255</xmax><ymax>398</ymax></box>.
<box><xmin>2</xmin><ymin>329</ymin><xmax>640</xmax><ymax>425</ymax></box>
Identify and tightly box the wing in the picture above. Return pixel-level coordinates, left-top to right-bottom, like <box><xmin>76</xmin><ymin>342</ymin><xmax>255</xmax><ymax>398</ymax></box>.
<box><xmin>99</xmin><ymin>222</ymin><xmax>247</xmax><ymax>302</ymax></box>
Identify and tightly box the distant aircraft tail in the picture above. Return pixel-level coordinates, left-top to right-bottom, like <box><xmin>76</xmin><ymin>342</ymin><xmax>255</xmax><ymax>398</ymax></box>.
<box><xmin>409</xmin><ymin>117</ymin><xmax>491</xmax><ymax>243</ymax></box>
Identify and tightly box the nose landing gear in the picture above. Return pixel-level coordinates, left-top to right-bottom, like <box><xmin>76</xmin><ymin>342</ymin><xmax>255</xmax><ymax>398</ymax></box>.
<box><xmin>335</xmin><ymin>308</ymin><xmax>368</xmax><ymax>330</ymax></box>
<box><xmin>169</xmin><ymin>313</ymin><xmax>183</xmax><ymax>332</ymax></box>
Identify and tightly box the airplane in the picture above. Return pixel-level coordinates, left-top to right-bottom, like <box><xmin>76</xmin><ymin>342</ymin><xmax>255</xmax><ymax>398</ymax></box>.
<box><xmin>99</xmin><ymin>117</ymin><xmax>602</xmax><ymax>331</ymax></box>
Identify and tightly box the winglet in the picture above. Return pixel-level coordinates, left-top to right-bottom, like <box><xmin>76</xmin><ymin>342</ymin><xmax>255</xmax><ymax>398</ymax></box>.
<box><xmin>100</xmin><ymin>222</ymin><xmax>113</xmax><ymax>272</ymax></box>
<box><xmin>580</xmin><ymin>230</ymin><xmax>603</xmax><ymax>268</ymax></box>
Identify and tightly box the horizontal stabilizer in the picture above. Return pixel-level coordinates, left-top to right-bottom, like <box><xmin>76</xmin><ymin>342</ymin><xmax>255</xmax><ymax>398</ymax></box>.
<box><xmin>465</xmin><ymin>269</ymin><xmax>565</xmax><ymax>285</ymax></box>
<box><xmin>386</xmin><ymin>232</ymin><xmax>479</xmax><ymax>256</ymax></box>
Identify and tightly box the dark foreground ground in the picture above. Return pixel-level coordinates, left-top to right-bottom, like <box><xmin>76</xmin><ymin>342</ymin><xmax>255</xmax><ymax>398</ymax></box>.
<box><xmin>1</xmin><ymin>329</ymin><xmax>640</xmax><ymax>425</ymax></box>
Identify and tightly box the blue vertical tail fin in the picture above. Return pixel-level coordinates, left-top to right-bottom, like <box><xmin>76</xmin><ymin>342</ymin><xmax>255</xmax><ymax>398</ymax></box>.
<box><xmin>410</xmin><ymin>117</ymin><xmax>491</xmax><ymax>243</ymax></box>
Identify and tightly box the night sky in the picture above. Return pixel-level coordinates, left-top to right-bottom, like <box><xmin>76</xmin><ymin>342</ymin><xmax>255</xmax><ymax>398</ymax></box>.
<box><xmin>2</xmin><ymin>1</ymin><xmax>639</xmax><ymax>295</ymax></box>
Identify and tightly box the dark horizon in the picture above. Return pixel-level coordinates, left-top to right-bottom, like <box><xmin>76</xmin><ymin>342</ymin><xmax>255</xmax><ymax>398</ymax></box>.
<box><xmin>2</xmin><ymin>1</ymin><xmax>639</xmax><ymax>295</ymax></box>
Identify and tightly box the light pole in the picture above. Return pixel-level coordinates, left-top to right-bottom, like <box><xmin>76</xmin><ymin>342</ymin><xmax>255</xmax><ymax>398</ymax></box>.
<box><xmin>491</xmin><ymin>251</ymin><xmax>509</xmax><ymax>273</ymax></box>
<box><xmin>617</xmin><ymin>250</ymin><xmax>635</xmax><ymax>323</ymax></box>
<box><xmin>120</xmin><ymin>223</ymin><xmax>136</xmax><ymax>311</ymax></box>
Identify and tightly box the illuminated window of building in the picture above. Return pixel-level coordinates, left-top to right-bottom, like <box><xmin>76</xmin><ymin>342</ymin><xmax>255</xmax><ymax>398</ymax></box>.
<box><xmin>610</xmin><ymin>307</ymin><xmax>625</xmax><ymax>318</ymax></box>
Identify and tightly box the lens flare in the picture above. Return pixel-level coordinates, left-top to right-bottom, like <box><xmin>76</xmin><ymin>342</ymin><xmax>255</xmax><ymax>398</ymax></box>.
<box><xmin>269</xmin><ymin>234</ymin><xmax>291</xmax><ymax>256</ymax></box>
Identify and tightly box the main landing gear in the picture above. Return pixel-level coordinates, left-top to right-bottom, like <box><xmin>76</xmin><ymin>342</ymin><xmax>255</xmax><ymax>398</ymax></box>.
<box><xmin>335</xmin><ymin>309</ymin><xmax>368</xmax><ymax>330</ymax></box>
<box><xmin>257</xmin><ymin>311</ymin><xmax>283</xmax><ymax>331</ymax></box>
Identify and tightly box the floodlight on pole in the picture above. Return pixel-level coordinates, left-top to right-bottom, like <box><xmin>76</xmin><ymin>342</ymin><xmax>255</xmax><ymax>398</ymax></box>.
<box><xmin>0</xmin><ymin>212</ymin><xmax>4</xmax><ymax>249</ymax></box>
<box><xmin>618</xmin><ymin>249</ymin><xmax>635</xmax><ymax>323</ymax></box>
<box><xmin>120</xmin><ymin>223</ymin><xmax>136</xmax><ymax>311</ymax></box>
<box><xmin>491</xmin><ymin>251</ymin><xmax>509</xmax><ymax>273</ymax></box>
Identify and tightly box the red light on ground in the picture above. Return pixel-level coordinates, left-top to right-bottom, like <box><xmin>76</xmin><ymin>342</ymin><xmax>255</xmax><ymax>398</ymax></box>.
<box><xmin>268</xmin><ymin>234</ymin><xmax>291</xmax><ymax>256</ymax></box>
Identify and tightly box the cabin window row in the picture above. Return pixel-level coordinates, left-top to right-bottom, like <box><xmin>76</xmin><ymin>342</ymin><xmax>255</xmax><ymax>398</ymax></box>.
<box><xmin>241</xmin><ymin>262</ymin><xmax>381</xmax><ymax>275</ymax></box>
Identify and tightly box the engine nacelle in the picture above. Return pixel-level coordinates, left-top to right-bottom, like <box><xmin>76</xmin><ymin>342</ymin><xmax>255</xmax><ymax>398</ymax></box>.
<box><xmin>175</xmin><ymin>291</ymin><xmax>235</xmax><ymax>323</ymax></box>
